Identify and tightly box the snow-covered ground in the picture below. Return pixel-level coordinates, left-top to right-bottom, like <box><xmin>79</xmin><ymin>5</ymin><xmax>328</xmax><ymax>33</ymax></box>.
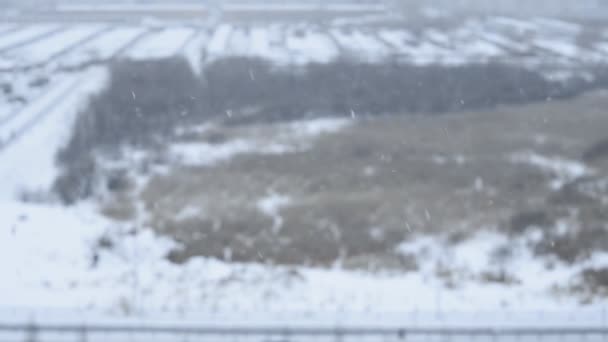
<box><xmin>58</xmin><ymin>27</ymin><xmax>148</xmax><ymax>69</ymax></box>
<box><xmin>3</xmin><ymin>25</ymin><xmax>106</xmax><ymax>68</ymax></box>
<box><xmin>0</xmin><ymin>84</ymin><xmax>607</xmax><ymax>320</ymax></box>
<box><xmin>0</xmin><ymin>25</ymin><xmax>61</xmax><ymax>53</ymax></box>
<box><xmin>0</xmin><ymin>18</ymin><xmax>607</xmax><ymax>74</ymax></box>
<box><xmin>181</xmin><ymin>30</ymin><xmax>209</xmax><ymax>74</ymax></box>
<box><xmin>206</xmin><ymin>24</ymin><xmax>233</xmax><ymax>60</ymax></box>
<box><xmin>330</xmin><ymin>29</ymin><xmax>390</xmax><ymax>62</ymax></box>
<box><xmin>247</xmin><ymin>25</ymin><xmax>291</xmax><ymax>63</ymax></box>
<box><xmin>124</xmin><ymin>27</ymin><xmax>196</xmax><ymax>60</ymax></box>
<box><xmin>285</xmin><ymin>27</ymin><xmax>339</xmax><ymax>64</ymax></box>
<box><xmin>0</xmin><ymin>68</ymin><xmax>107</xmax><ymax>200</ymax></box>
<box><xmin>170</xmin><ymin>118</ymin><xmax>350</xmax><ymax>166</ymax></box>
<box><xmin>1</xmin><ymin>16</ymin><xmax>608</xmax><ymax>326</ymax></box>
<box><xmin>0</xmin><ymin>199</ymin><xmax>607</xmax><ymax>322</ymax></box>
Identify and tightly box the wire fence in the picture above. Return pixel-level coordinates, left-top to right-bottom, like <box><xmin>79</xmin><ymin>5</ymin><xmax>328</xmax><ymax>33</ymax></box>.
<box><xmin>1</xmin><ymin>322</ymin><xmax>608</xmax><ymax>342</ymax></box>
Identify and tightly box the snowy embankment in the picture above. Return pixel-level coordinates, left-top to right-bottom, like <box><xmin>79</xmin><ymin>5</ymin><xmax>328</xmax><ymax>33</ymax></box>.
<box><xmin>0</xmin><ymin>68</ymin><xmax>107</xmax><ymax>200</ymax></box>
<box><xmin>0</xmin><ymin>202</ymin><xmax>607</xmax><ymax>325</ymax></box>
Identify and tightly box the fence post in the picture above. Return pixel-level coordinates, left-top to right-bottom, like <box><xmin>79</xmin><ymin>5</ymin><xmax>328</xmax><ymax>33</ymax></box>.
<box><xmin>25</xmin><ymin>322</ymin><xmax>37</xmax><ymax>342</ymax></box>
<box><xmin>603</xmin><ymin>306</ymin><xmax>607</xmax><ymax>340</ymax></box>
<box><xmin>334</xmin><ymin>327</ymin><xmax>343</xmax><ymax>342</ymax></box>
<box><xmin>397</xmin><ymin>328</ymin><xmax>406</xmax><ymax>340</ymax></box>
<box><xmin>79</xmin><ymin>324</ymin><xmax>88</xmax><ymax>342</ymax></box>
<box><xmin>282</xmin><ymin>327</ymin><xmax>291</xmax><ymax>342</ymax></box>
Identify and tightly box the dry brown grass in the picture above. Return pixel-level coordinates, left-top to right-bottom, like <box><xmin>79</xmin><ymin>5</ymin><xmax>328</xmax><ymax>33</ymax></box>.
<box><xmin>100</xmin><ymin>194</ymin><xmax>137</xmax><ymax>222</ymax></box>
<box><xmin>135</xmin><ymin>91</ymin><xmax>608</xmax><ymax>267</ymax></box>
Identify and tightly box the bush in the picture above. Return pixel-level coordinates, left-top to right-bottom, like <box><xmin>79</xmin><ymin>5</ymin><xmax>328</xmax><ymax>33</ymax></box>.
<box><xmin>534</xmin><ymin>225</ymin><xmax>608</xmax><ymax>264</ymax></box>
<box><xmin>581</xmin><ymin>268</ymin><xmax>608</xmax><ymax>294</ymax></box>
<box><xmin>202</xmin><ymin>58</ymin><xmax>581</xmax><ymax>124</ymax></box>
<box><xmin>508</xmin><ymin>209</ymin><xmax>554</xmax><ymax>234</ymax></box>
<box><xmin>52</xmin><ymin>156</ymin><xmax>98</xmax><ymax>205</ymax></box>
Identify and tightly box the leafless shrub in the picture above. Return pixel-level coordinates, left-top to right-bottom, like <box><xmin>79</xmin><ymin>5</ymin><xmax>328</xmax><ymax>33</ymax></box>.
<box><xmin>479</xmin><ymin>270</ymin><xmax>520</xmax><ymax>285</ymax></box>
<box><xmin>52</xmin><ymin>156</ymin><xmax>98</xmax><ymax>205</ymax></box>
<box><xmin>581</xmin><ymin>268</ymin><xmax>608</xmax><ymax>296</ymax></box>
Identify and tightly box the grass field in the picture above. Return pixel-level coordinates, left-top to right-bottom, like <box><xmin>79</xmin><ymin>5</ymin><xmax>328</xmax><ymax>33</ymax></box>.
<box><xmin>94</xmin><ymin>87</ymin><xmax>608</xmax><ymax>272</ymax></box>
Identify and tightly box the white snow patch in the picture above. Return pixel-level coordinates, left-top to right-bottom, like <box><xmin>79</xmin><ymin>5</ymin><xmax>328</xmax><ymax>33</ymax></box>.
<box><xmin>58</xmin><ymin>27</ymin><xmax>146</xmax><ymax>68</ymax></box>
<box><xmin>0</xmin><ymin>25</ymin><xmax>61</xmax><ymax>52</ymax></box>
<box><xmin>181</xmin><ymin>30</ymin><xmax>208</xmax><ymax>74</ymax></box>
<box><xmin>378</xmin><ymin>29</ymin><xmax>415</xmax><ymax>52</ymax></box>
<box><xmin>125</xmin><ymin>27</ymin><xmax>195</xmax><ymax>60</ymax></box>
<box><xmin>489</xmin><ymin>17</ymin><xmax>538</xmax><ymax>33</ymax></box>
<box><xmin>206</xmin><ymin>24</ymin><xmax>233</xmax><ymax>59</ymax></box>
<box><xmin>534</xmin><ymin>38</ymin><xmax>580</xmax><ymax>59</ymax></box>
<box><xmin>226</xmin><ymin>27</ymin><xmax>251</xmax><ymax>56</ymax></box>
<box><xmin>407</xmin><ymin>41</ymin><xmax>455</xmax><ymax>65</ymax></box>
<box><xmin>511</xmin><ymin>151</ymin><xmax>592</xmax><ymax>189</ymax></box>
<box><xmin>532</xmin><ymin>18</ymin><xmax>582</xmax><ymax>36</ymax></box>
<box><xmin>169</xmin><ymin>139</ymin><xmax>257</xmax><ymax>166</ymax></box>
<box><xmin>174</xmin><ymin>205</ymin><xmax>205</xmax><ymax>222</ymax></box>
<box><xmin>257</xmin><ymin>193</ymin><xmax>291</xmax><ymax>233</ymax></box>
<box><xmin>288</xmin><ymin>117</ymin><xmax>350</xmax><ymax>137</ymax></box>
<box><xmin>169</xmin><ymin>118</ymin><xmax>349</xmax><ymax>167</ymax></box>
<box><xmin>0</xmin><ymin>199</ymin><xmax>606</xmax><ymax>320</ymax></box>
<box><xmin>479</xmin><ymin>31</ymin><xmax>529</xmax><ymax>53</ymax></box>
<box><xmin>247</xmin><ymin>26</ymin><xmax>291</xmax><ymax>63</ymax></box>
<box><xmin>331</xmin><ymin>29</ymin><xmax>389</xmax><ymax>62</ymax></box>
<box><xmin>425</xmin><ymin>29</ymin><xmax>451</xmax><ymax>46</ymax></box>
<box><xmin>285</xmin><ymin>28</ymin><xmax>338</xmax><ymax>64</ymax></box>
<box><xmin>0</xmin><ymin>201</ymin><xmax>108</xmax><ymax>308</ymax></box>
<box><xmin>0</xmin><ymin>68</ymin><xmax>108</xmax><ymax>200</ymax></box>
<box><xmin>7</xmin><ymin>25</ymin><xmax>107</xmax><ymax>67</ymax></box>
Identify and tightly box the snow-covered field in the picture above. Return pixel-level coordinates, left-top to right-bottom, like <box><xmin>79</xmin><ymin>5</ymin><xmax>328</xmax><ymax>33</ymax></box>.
<box><xmin>58</xmin><ymin>27</ymin><xmax>148</xmax><ymax>69</ymax></box>
<box><xmin>0</xmin><ymin>16</ymin><xmax>607</xmax><ymax>72</ymax></box>
<box><xmin>3</xmin><ymin>25</ymin><xmax>108</xmax><ymax>68</ymax></box>
<box><xmin>0</xmin><ymin>25</ymin><xmax>61</xmax><ymax>53</ymax></box>
<box><xmin>124</xmin><ymin>27</ymin><xmax>197</xmax><ymax>60</ymax></box>
<box><xmin>1</xmin><ymin>15</ymin><xmax>608</xmax><ymax>327</ymax></box>
<box><xmin>0</xmin><ymin>198</ymin><xmax>606</xmax><ymax>320</ymax></box>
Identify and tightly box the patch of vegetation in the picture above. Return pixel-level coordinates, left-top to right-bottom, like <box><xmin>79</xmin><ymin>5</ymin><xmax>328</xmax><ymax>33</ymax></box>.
<box><xmin>581</xmin><ymin>268</ymin><xmax>608</xmax><ymax>296</ymax></box>
<box><xmin>54</xmin><ymin>56</ymin><xmax>601</xmax><ymax>207</ymax></box>
<box><xmin>508</xmin><ymin>209</ymin><xmax>554</xmax><ymax>234</ymax></box>
<box><xmin>207</xmin><ymin>57</ymin><xmax>580</xmax><ymax>124</ymax></box>
<box><xmin>533</xmin><ymin>225</ymin><xmax>608</xmax><ymax>264</ymax></box>
<box><xmin>479</xmin><ymin>270</ymin><xmax>520</xmax><ymax>285</ymax></box>
<box><xmin>54</xmin><ymin>57</ymin><xmax>203</xmax><ymax>204</ymax></box>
